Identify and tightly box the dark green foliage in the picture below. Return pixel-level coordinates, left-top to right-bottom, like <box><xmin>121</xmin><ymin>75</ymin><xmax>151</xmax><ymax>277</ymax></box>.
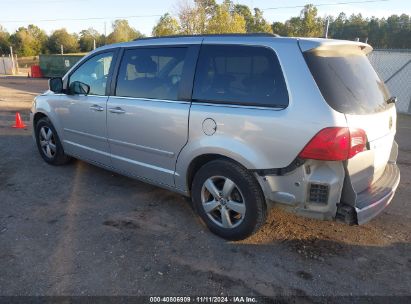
<box><xmin>327</xmin><ymin>13</ymin><xmax>410</xmax><ymax>48</ymax></box>
<box><xmin>0</xmin><ymin>3</ymin><xmax>409</xmax><ymax>57</ymax></box>
<box><xmin>271</xmin><ymin>5</ymin><xmax>411</xmax><ymax>48</ymax></box>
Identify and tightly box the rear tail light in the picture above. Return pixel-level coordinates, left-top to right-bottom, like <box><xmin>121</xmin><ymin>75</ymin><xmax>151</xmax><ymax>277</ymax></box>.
<box><xmin>298</xmin><ymin>127</ymin><xmax>367</xmax><ymax>161</ymax></box>
<box><xmin>348</xmin><ymin>128</ymin><xmax>367</xmax><ymax>158</ymax></box>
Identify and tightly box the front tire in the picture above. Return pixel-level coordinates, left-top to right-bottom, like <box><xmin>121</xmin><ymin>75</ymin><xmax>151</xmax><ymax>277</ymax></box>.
<box><xmin>192</xmin><ymin>159</ymin><xmax>267</xmax><ymax>240</ymax></box>
<box><xmin>35</xmin><ymin>117</ymin><xmax>71</xmax><ymax>165</ymax></box>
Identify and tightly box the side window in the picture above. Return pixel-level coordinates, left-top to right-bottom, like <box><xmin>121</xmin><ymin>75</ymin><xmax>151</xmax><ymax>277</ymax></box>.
<box><xmin>69</xmin><ymin>52</ymin><xmax>114</xmax><ymax>96</ymax></box>
<box><xmin>193</xmin><ymin>45</ymin><xmax>289</xmax><ymax>108</ymax></box>
<box><xmin>116</xmin><ymin>47</ymin><xmax>188</xmax><ymax>101</ymax></box>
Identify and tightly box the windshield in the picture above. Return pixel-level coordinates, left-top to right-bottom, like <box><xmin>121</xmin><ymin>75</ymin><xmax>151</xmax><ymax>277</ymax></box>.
<box><xmin>304</xmin><ymin>49</ymin><xmax>391</xmax><ymax>114</ymax></box>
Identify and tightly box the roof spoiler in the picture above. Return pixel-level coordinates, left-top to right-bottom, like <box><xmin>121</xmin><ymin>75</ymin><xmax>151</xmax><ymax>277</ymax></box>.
<box><xmin>298</xmin><ymin>38</ymin><xmax>373</xmax><ymax>55</ymax></box>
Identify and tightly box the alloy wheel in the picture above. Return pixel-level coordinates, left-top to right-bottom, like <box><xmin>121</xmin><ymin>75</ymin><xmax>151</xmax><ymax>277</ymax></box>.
<box><xmin>39</xmin><ymin>126</ymin><xmax>56</xmax><ymax>159</ymax></box>
<box><xmin>200</xmin><ymin>176</ymin><xmax>246</xmax><ymax>229</ymax></box>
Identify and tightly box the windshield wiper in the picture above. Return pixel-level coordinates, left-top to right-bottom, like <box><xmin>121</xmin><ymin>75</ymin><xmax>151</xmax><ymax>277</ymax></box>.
<box><xmin>387</xmin><ymin>96</ymin><xmax>397</xmax><ymax>104</ymax></box>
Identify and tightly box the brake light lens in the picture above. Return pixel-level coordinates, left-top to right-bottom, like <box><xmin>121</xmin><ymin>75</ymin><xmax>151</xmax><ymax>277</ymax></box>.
<box><xmin>298</xmin><ymin>127</ymin><xmax>367</xmax><ymax>161</ymax></box>
<box><xmin>348</xmin><ymin>128</ymin><xmax>367</xmax><ymax>158</ymax></box>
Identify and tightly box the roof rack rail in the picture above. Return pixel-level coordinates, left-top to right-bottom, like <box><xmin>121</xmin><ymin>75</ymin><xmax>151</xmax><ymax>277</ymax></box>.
<box><xmin>134</xmin><ymin>33</ymin><xmax>280</xmax><ymax>41</ymax></box>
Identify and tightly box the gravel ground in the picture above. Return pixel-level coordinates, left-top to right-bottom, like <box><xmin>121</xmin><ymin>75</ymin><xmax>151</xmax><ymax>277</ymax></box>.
<box><xmin>0</xmin><ymin>77</ymin><xmax>410</xmax><ymax>297</ymax></box>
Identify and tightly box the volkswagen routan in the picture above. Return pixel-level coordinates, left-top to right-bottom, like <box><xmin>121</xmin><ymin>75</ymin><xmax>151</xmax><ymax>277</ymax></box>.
<box><xmin>31</xmin><ymin>34</ymin><xmax>400</xmax><ymax>240</ymax></box>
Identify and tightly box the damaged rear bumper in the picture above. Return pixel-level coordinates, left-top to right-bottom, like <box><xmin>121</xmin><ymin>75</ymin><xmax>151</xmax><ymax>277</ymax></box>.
<box><xmin>256</xmin><ymin>157</ymin><xmax>400</xmax><ymax>225</ymax></box>
<box><xmin>353</xmin><ymin>163</ymin><xmax>400</xmax><ymax>224</ymax></box>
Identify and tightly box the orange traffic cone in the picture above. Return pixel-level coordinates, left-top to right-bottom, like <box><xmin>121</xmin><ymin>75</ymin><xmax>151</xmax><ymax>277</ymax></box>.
<box><xmin>12</xmin><ymin>112</ymin><xmax>27</xmax><ymax>129</ymax></box>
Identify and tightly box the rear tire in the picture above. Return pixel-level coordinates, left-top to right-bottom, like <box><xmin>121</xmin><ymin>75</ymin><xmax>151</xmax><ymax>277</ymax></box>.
<box><xmin>192</xmin><ymin>159</ymin><xmax>267</xmax><ymax>240</ymax></box>
<box><xmin>35</xmin><ymin>117</ymin><xmax>71</xmax><ymax>165</ymax></box>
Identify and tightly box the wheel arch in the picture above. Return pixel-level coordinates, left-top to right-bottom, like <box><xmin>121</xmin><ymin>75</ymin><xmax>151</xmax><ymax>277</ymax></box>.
<box><xmin>32</xmin><ymin>108</ymin><xmax>64</xmax><ymax>142</ymax></box>
<box><xmin>183</xmin><ymin>153</ymin><xmax>263</xmax><ymax>197</ymax></box>
<box><xmin>32</xmin><ymin>109</ymin><xmax>69</xmax><ymax>158</ymax></box>
<box><xmin>186</xmin><ymin>154</ymin><xmax>228</xmax><ymax>191</ymax></box>
<box><xmin>33</xmin><ymin>112</ymin><xmax>48</xmax><ymax>128</ymax></box>
<box><xmin>175</xmin><ymin>138</ymin><xmax>264</xmax><ymax>193</ymax></box>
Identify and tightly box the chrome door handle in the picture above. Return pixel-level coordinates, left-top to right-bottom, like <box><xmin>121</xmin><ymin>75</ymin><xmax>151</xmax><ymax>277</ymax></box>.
<box><xmin>108</xmin><ymin>107</ymin><xmax>126</xmax><ymax>114</ymax></box>
<box><xmin>90</xmin><ymin>105</ymin><xmax>104</xmax><ymax>112</ymax></box>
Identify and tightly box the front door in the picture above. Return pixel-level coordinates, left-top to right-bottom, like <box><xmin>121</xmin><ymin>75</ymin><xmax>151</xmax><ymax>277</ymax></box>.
<box><xmin>107</xmin><ymin>45</ymin><xmax>198</xmax><ymax>187</ymax></box>
<box><xmin>57</xmin><ymin>51</ymin><xmax>115</xmax><ymax>166</ymax></box>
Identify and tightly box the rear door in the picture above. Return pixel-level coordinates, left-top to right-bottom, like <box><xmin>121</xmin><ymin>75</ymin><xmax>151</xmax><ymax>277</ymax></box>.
<box><xmin>107</xmin><ymin>44</ymin><xmax>200</xmax><ymax>187</ymax></box>
<box><xmin>304</xmin><ymin>44</ymin><xmax>396</xmax><ymax>193</ymax></box>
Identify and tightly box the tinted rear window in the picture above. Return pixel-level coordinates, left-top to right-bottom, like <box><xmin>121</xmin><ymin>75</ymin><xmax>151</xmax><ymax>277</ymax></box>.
<box><xmin>304</xmin><ymin>49</ymin><xmax>391</xmax><ymax>114</ymax></box>
<box><xmin>193</xmin><ymin>45</ymin><xmax>289</xmax><ymax>108</ymax></box>
<box><xmin>116</xmin><ymin>47</ymin><xmax>187</xmax><ymax>100</ymax></box>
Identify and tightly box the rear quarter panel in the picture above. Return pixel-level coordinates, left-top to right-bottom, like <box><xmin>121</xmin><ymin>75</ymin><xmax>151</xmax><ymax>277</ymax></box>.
<box><xmin>175</xmin><ymin>37</ymin><xmax>347</xmax><ymax>191</ymax></box>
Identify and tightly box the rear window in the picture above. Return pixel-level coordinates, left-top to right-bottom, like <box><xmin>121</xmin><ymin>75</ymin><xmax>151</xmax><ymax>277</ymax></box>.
<box><xmin>116</xmin><ymin>47</ymin><xmax>187</xmax><ymax>101</ymax></box>
<box><xmin>304</xmin><ymin>49</ymin><xmax>391</xmax><ymax>114</ymax></box>
<box><xmin>193</xmin><ymin>45</ymin><xmax>289</xmax><ymax>108</ymax></box>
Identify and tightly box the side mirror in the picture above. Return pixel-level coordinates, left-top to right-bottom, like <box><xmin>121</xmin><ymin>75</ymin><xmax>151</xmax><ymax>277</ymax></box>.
<box><xmin>49</xmin><ymin>77</ymin><xmax>63</xmax><ymax>93</ymax></box>
<box><xmin>69</xmin><ymin>81</ymin><xmax>90</xmax><ymax>95</ymax></box>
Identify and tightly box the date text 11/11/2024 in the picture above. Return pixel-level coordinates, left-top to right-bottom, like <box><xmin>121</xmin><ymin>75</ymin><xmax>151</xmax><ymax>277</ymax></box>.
<box><xmin>149</xmin><ymin>296</ymin><xmax>258</xmax><ymax>303</ymax></box>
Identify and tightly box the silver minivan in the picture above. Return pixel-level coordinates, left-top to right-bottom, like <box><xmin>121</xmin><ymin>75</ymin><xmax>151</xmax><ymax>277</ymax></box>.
<box><xmin>31</xmin><ymin>34</ymin><xmax>400</xmax><ymax>240</ymax></box>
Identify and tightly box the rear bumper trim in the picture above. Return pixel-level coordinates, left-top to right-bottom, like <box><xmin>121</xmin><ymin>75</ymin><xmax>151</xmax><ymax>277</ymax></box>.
<box><xmin>355</xmin><ymin>163</ymin><xmax>400</xmax><ymax>225</ymax></box>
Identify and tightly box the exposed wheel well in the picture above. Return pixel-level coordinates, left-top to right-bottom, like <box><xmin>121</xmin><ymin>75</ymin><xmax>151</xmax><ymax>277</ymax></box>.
<box><xmin>186</xmin><ymin>154</ymin><xmax>248</xmax><ymax>192</ymax></box>
<box><xmin>33</xmin><ymin>112</ymin><xmax>47</xmax><ymax>128</ymax></box>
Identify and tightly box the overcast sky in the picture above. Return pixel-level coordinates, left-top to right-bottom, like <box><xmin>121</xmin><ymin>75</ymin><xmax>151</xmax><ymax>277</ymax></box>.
<box><xmin>0</xmin><ymin>0</ymin><xmax>409</xmax><ymax>35</ymax></box>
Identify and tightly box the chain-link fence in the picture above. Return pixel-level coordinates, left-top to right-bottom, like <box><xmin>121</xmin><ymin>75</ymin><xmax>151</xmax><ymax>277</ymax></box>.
<box><xmin>368</xmin><ymin>49</ymin><xmax>411</xmax><ymax>114</ymax></box>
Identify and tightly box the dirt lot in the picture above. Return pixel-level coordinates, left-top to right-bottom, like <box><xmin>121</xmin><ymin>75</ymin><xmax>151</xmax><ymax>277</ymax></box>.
<box><xmin>0</xmin><ymin>77</ymin><xmax>410</xmax><ymax>297</ymax></box>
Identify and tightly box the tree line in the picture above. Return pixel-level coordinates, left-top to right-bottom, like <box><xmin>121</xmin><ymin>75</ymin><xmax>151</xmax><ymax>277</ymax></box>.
<box><xmin>0</xmin><ymin>0</ymin><xmax>410</xmax><ymax>57</ymax></box>
<box><xmin>0</xmin><ymin>19</ymin><xmax>144</xmax><ymax>56</ymax></box>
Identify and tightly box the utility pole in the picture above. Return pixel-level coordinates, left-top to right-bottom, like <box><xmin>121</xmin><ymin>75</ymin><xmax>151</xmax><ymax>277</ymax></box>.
<box><xmin>61</xmin><ymin>44</ymin><xmax>64</xmax><ymax>55</ymax></box>
<box><xmin>15</xmin><ymin>54</ymin><xmax>19</xmax><ymax>74</ymax></box>
<box><xmin>2</xmin><ymin>55</ymin><xmax>7</xmax><ymax>75</ymax></box>
<box><xmin>93</xmin><ymin>39</ymin><xmax>96</xmax><ymax>50</ymax></box>
<box><xmin>324</xmin><ymin>18</ymin><xmax>330</xmax><ymax>38</ymax></box>
<box><xmin>10</xmin><ymin>46</ymin><xmax>15</xmax><ymax>74</ymax></box>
